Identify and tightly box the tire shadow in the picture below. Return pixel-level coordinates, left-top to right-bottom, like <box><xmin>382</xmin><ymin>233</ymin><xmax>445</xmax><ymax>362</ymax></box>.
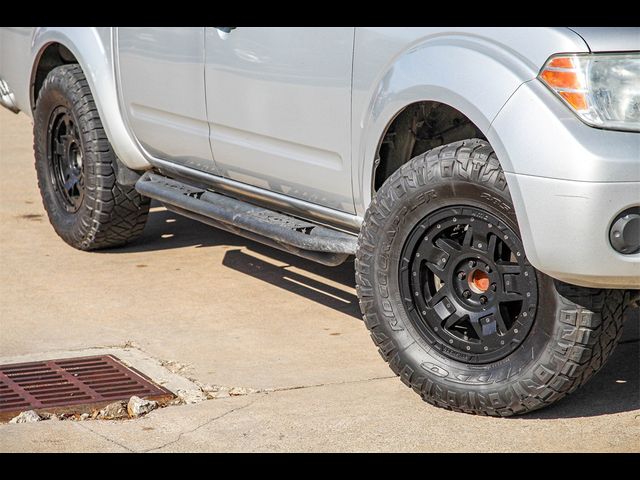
<box><xmin>103</xmin><ymin>203</ymin><xmax>361</xmax><ymax>318</ymax></box>
<box><xmin>221</xmin><ymin>249</ymin><xmax>360</xmax><ymax>319</ymax></box>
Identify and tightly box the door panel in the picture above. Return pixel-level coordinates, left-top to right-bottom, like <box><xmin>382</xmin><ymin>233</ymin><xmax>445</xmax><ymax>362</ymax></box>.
<box><xmin>117</xmin><ymin>27</ymin><xmax>217</xmax><ymax>173</ymax></box>
<box><xmin>205</xmin><ymin>27</ymin><xmax>355</xmax><ymax>213</ymax></box>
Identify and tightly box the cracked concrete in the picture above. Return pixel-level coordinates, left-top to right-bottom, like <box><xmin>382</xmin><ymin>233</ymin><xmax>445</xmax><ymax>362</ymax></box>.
<box><xmin>143</xmin><ymin>399</ymin><xmax>259</xmax><ymax>452</ymax></box>
<box><xmin>1</xmin><ymin>108</ymin><xmax>639</xmax><ymax>452</ymax></box>
<box><xmin>75</xmin><ymin>422</ymin><xmax>135</xmax><ymax>453</ymax></box>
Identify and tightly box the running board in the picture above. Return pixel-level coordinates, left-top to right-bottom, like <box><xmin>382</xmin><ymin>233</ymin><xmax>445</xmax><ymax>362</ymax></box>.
<box><xmin>135</xmin><ymin>172</ymin><xmax>357</xmax><ymax>266</ymax></box>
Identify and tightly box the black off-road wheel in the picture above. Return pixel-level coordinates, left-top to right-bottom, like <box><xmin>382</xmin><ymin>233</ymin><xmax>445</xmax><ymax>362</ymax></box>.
<box><xmin>356</xmin><ymin>139</ymin><xmax>628</xmax><ymax>416</ymax></box>
<box><xmin>34</xmin><ymin>64</ymin><xmax>150</xmax><ymax>250</ymax></box>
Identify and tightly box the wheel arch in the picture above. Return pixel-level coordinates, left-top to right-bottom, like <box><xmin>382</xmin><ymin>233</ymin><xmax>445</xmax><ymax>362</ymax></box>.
<box><xmin>29</xmin><ymin>28</ymin><xmax>151</xmax><ymax>170</ymax></box>
<box><xmin>370</xmin><ymin>100</ymin><xmax>490</xmax><ymax>192</ymax></box>
<box><xmin>31</xmin><ymin>42</ymin><xmax>79</xmax><ymax>111</ymax></box>
<box><xmin>353</xmin><ymin>33</ymin><xmax>537</xmax><ymax>217</ymax></box>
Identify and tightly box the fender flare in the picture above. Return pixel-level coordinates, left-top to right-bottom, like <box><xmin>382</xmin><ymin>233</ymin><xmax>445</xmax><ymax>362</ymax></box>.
<box><xmin>30</xmin><ymin>27</ymin><xmax>151</xmax><ymax>170</ymax></box>
<box><xmin>353</xmin><ymin>33</ymin><xmax>542</xmax><ymax>217</ymax></box>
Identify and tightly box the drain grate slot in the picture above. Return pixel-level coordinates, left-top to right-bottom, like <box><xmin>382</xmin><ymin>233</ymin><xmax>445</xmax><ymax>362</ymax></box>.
<box><xmin>0</xmin><ymin>355</ymin><xmax>173</xmax><ymax>421</ymax></box>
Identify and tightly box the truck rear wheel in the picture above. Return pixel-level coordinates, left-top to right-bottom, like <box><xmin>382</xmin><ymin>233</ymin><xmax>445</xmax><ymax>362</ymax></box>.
<box><xmin>33</xmin><ymin>64</ymin><xmax>149</xmax><ymax>250</ymax></box>
<box><xmin>356</xmin><ymin>139</ymin><xmax>628</xmax><ymax>416</ymax></box>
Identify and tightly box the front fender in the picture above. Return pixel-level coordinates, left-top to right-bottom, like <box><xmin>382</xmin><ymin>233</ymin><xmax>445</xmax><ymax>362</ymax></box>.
<box><xmin>30</xmin><ymin>27</ymin><xmax>150</xmax><ymax>170</ymax></box>
<box><xmin>352</xmin><ymin>28</ymin><xmax>589</xmax><ymax>217</ymax></box>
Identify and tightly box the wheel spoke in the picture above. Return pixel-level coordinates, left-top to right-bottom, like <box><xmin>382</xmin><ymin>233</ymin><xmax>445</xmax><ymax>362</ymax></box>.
<box><xmin>471</xmin><ymin>309</ymin><xmax>505</xmax><ymax>340</ymax></box>
<box><xmin>487</xmin><ymin>234</ymin><xmax>498</xmax><ymax>258</ymax></box>
<box><xmin>416</xmin><ymin>241</ymin><xmax>450</xmax><ymax>270</ymax></box>
<box><xmin>463</xmin><ymin>224</ymin><xmax>494</xmax><ymax>253</ymax></box>
<box><xmin>63</xmin><ymin>175</ymin><xmax>78</xmax><ymax>193</ymax></box>
<box><xmin>428</xmin><ymin>286</ymin><xmax>448</xmax><ymax>308</ymax></box>
<box><xmin>498</xmin><ymin>291</ymin><xmax>523</xmax><ymax>303</ymax></box>
<box><xmin>468</xmin><ymin>311</ymin><xmax>487</xmax><ymax>339</ymax></box>
<box><xmin>434</xmin><ymin>237</ymin><xmax>461</xmax><ymax>257</ymax></box>
<box><xmin>462</xmin><ymin>225</ymin><xmax>473</xmax><ymax>247</ymax></box>
<box><xmin>63</xmin><ymin>114</ymin><xmax>73</xmax><ymax>134</ymax></box>
<box><xmin>53</xmin><ymin>139</ymin><xmax>65</xmax><ymax>156</ymax></box>
<box><xmin>494</xmin><ymin>309</ymin><xmax>509</xmax><ymax>336</ymax></box>
<box><xmin>422</xmin><ymin>263</ymin><xmax>446</xmax><ymax>284</ymax></box>
<box><xmin>496</xmin><ymin>262</ymin><xmax>522</xmax><ymax>275</ymax></box>
<box><xmin>443</xmin><ymin>309</ymin><xmax>466</xmax><ymax>330</ymax></box>
<box><xmin>471</xmin><ymin>228</ymin><xmax>490</xmax><ymax>252</ymax></box>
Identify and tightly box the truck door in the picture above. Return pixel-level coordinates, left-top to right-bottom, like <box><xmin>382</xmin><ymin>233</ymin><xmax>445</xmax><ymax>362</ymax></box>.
<box><xmin>116</xmin><ymin>27</ymin><xmax>217</xmax><ymax>174</ymax></box>
<box><xmin>204</xmin><ymin>27</ymin><xmax>355</xmax><ymax>213</ymax></box>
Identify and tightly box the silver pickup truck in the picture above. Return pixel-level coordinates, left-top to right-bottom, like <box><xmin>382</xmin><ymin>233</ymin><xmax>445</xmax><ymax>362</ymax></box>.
<box><xmin>1</xmin><ymin>27</ymin><xmax>638</xmax><ymax>416</ymax></box>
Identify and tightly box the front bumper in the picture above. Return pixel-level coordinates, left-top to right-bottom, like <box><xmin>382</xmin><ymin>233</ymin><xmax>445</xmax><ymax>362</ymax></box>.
<box><xmin>505</xmin><ymin>173</ymin><xmax>639</xmax><ymax>288</ymax></box>
<box><xmin>489</xmin><ymin>79</ymin><xmax>640</xmax><ymax>289</ymax></box>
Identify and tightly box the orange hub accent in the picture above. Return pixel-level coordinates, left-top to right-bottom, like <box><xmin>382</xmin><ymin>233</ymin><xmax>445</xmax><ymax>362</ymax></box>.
<box><xmin>469</xmin><ymin>269</ymin><xmax>490</xmax><ymax>293</ymax></box>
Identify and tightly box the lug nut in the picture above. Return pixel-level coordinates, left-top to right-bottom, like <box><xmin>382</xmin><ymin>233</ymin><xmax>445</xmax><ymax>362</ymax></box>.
<box><xmin>457</xmin><ymin>271</ymin><xmax>466</xmax><ymax>280</ymax></box>
<box><xmin>462</xmin><ymin>290</ymin><xmax>471</xmax><ymax>299</ymax></box>
<box><xmin>480</xmin><ymin>296</ymin><xmax>488</xmax><ymax>305</ymax></box>
<box><xmin>468</xmin><ymin>260</ymin><xmax>476</xmax><ymax>268</ymax></box>
<box><xmin>490</xmin><ymin>283</ymin><xmax>496</xmax><ymax>291</ymax></box>
<box><xmin>485</xmin><ymin>265</ymin><xmax>492</xmax><ymax>273</ymax></box>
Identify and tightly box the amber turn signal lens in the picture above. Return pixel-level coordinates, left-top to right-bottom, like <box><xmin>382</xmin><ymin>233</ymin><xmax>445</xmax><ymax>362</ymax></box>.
<box><xmin>548</xmin><ymin>57</ymin><xmax>574</xmax><ymax>69</ymax></box>
<box><xmin>539</xmin><ymin>55</ymin><xmax>588</xmax><ymax>112</ymax></box>
<box><xmin>559</xmin><ymin>91</ymin><xmax>587</xmax><ymax>111</ymax></box>
<box><xmin>540</xmin><ymin>70</ymin><xmax>580</xmax><ymax>90</ymax></box>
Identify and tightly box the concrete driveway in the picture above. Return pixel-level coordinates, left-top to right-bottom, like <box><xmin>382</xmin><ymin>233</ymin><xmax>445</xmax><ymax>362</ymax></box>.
<box><xmin>1</xmin><ymin>108</ymin><xmax>638</xmax><ymax>452</ymax></box>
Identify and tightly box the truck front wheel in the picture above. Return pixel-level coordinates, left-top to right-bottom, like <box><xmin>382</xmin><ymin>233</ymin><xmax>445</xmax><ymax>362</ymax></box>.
<box><xmin>356</xmin><ymin>139</ymin><xmax>628</xmax><ymax>416</ymax></box>
<box><xmin>33</xmin><ymin>64</ymin><xmax>150</xmax><ymax>250</ymax></box>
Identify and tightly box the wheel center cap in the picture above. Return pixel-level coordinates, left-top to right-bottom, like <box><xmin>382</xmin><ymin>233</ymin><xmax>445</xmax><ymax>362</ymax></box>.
<box><xmin>468</xmin><ymin>269</ymin><xmax>490</xmax><ymax>293</ymax></box>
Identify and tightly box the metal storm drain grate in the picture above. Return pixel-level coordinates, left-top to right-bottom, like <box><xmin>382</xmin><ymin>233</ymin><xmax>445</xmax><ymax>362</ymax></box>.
<box><xmin>0</xmin><ymin>355</ymin><xmax>173</xmax><ymax>421</ymax></box>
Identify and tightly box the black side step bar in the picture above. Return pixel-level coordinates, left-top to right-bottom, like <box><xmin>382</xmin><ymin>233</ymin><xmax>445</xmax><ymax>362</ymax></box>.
<box><xmin>135</xmin><ymin>172</ymin><xmax>358</xmax><ymax>266</ymax></box>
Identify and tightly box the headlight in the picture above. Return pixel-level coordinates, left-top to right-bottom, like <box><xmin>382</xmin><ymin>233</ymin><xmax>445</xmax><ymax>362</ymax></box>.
<box><xmin>538</xmin><ymin>53</ymin><xmax>640</xmax><ymax>132</ymax></box>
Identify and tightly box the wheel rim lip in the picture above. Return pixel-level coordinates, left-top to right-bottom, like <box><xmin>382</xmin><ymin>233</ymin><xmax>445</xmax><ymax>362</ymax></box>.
<box><xmin>47</xmin><ymin>105</ymin><xmax>85</xmax><ymax>213</ymax></box>
<box><xmin>399</xmin><ymin>205</ymin><xmax>539</xmax><ymax>365</ymax></box>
